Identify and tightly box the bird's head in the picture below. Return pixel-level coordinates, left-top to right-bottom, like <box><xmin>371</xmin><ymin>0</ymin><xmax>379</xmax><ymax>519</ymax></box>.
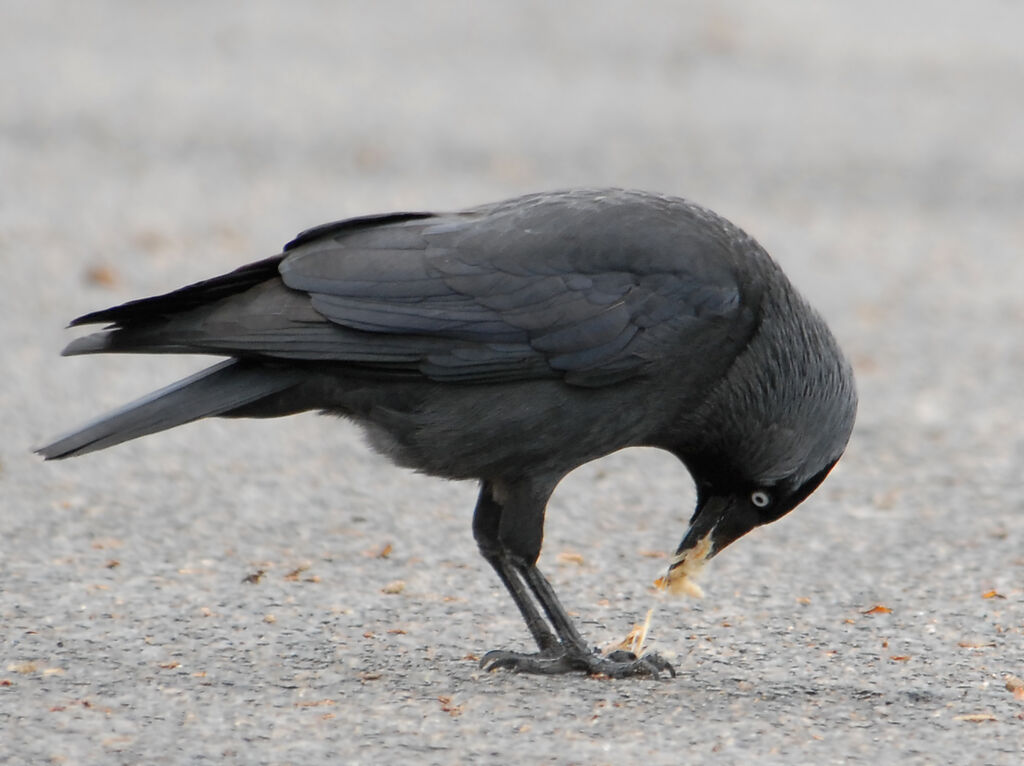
<box><xmin>670</xmin><ymin>455</ymin><xmax>842</xmax><ymax>576</ymax></box>
<box><xmin>669</xmin><ymin>283</ymin><xmax>857</xmax><ymax>578</ymax></box>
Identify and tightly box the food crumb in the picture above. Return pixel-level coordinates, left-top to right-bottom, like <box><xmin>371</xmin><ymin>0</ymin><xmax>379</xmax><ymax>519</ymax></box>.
<box><xmin>610</xmin><ymin>607</ymin><xmax>656</xmax><ymax>657</ymax></box>
<box><xmin>437</xmin><ymin>695</ymin><xmax>464</xmax><ymax>716</ymax></box>
<box><xmin>655</xmin><ymin>532</ymin><xmax>712</xmax><ymax>598</ymax></box>
<box><xmin>954</xmin><ymin>712</ymin><xmax>997</xmax><ymax>723</ymax></box>
<box><xmin>1006</xmin><ymin>675</ymin><xmax>1024</xmax><ymax>700</ymax></box>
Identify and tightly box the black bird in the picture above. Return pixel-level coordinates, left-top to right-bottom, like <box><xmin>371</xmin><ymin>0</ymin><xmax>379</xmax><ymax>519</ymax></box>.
<box><xmin>38</xmin><ymin>189</ymin><xmax>856</xmax><ymax>678</ymax></box>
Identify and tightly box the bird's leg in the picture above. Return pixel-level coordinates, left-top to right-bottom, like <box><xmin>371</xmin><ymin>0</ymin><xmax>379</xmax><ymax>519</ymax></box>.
<box><xmin>518</xmin><ymin>563</ymin><xmax>587</xmax><ymax>650</ymax></box>
<box><xmin>480</xmin><ymin>553</ymin><xmax>560</xmax><ymax>652</ymax></box>
<box><xmin>473</xmin><ymin>483</ymin><xmax>559</xmax><ymax>652</ymax></box>
<box><xmin>495</xmin><ymin>561</ymin><xmax>675</xmax><ymax>678</ymax></box>
<box><xmin>480</xmin><ymin>559</ymin><xmax>674</xmax><ymax>678</ymax></box>
<box><xmin>473</xmin><ymin>481</ymin><xmax>673</xmax><ymax>679</ymax></box>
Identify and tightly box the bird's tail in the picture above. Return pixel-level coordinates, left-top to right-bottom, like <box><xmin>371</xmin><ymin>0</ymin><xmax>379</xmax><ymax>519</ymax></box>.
<box><xmin>36</xmin><ymin>359</ymin><xmax>302</xmax><ymax>460</ymax></box>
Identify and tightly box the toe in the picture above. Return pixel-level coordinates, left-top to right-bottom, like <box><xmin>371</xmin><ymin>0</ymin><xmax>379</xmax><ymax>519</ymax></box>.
<box><xmin>479</xmin><ymin>649</ymin><xmax>524</xmax><ymax>672</ymax></box>
<box><xmin>639</xmin><ymin>652</ymin><xmax>676</xmax><ymax>678</ymax></box>
<box><xmin>479</xmin><ymin>646</ymin><xmax>673</xmax><ymax>679</ymax></box>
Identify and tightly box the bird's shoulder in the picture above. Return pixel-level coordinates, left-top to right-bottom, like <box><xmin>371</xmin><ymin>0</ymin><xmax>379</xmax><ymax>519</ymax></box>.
<box><xmin>281</xmin><ymin>189</ymin><xmax>753</xmax><ymax>320</ymax></box>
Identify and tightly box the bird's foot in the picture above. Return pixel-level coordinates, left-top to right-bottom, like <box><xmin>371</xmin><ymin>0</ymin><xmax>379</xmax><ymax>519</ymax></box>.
<box><xmin>480</xmin><ymin>646</ymin><xmax>674</xmax><ymax>679</ymax></box>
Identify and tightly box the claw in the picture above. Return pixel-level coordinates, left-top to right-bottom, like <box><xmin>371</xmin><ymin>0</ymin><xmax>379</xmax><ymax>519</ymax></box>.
<box><xmin>480</xmin><ymin>648</ymin><xmax>587</xmax><ymax>675</ymax></box>
<box><xmin>633</xmin><ymin>650</ymin><xmax>676</xmax><ymax>678</ymax></box>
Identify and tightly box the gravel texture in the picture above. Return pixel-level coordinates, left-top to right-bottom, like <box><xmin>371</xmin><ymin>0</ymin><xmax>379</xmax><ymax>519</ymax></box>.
<box><xmin>2</xmin><ymin>1</ymin><xmax>1022</xmax><ymax>763</ymax></box>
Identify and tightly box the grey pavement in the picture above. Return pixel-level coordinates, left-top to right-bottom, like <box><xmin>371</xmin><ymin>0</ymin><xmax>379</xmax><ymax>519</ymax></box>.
<box><xmin>2</xmin><ymin>1</ymin><xmax>1022</xmax><ymax>763</ymax></box>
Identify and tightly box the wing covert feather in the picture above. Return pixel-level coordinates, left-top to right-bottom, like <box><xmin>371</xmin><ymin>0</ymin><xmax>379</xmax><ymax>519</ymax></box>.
<box><xmin>275</xmin><ymin>195</ymin><xmax>747</xmax><ymax>386</ymax></box>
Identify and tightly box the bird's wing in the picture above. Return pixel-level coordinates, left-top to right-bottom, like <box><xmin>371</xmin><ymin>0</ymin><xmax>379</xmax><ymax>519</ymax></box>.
<box><xmin>67</xmin><ymin>192</ymin><xmax>754</xmax><ymax>388</ymax></box>
<box><xmin>274</xmin><ymin>193</ymin><xmax>749</xmax><ymax>386</ymax></box>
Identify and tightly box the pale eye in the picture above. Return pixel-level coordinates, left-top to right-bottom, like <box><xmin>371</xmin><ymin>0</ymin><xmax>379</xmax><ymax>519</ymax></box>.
<box><xmin>750</xmin><ymin>490</ymin><xmax>772</xmax><ymax>508</ymax></box>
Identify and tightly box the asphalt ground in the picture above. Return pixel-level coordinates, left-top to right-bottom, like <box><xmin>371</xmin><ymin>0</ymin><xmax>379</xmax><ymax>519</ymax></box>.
<box><xmin>2</xmin><ymin>2</ymin><xmax>1022</xmax><ymax>763</ymax></box>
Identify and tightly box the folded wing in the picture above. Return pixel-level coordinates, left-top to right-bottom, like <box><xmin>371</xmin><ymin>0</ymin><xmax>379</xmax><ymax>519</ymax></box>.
<box><xmin>66</xmin><ymin>190</ymin><xmax>749</xmax><ymax>388</ymax></box>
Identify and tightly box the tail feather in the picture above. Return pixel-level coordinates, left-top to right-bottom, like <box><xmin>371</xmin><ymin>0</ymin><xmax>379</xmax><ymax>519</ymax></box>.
<box><xmin>36</xmin><ymin>360</ymin><xmax>301</xmax><ymax>459</ymax></box>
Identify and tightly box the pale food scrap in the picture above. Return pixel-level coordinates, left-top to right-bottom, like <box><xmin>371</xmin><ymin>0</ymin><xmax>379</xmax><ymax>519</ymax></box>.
<box><xmin>654</xmin><ymin>532</ymin><xmax>713</xmax><ymax>598</ymax></box>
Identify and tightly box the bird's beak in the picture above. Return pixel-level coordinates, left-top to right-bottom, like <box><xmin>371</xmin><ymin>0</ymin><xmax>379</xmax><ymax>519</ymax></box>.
<box><xmin>672</xmin><ymin>494</ymin><xmax>745</xmax><ymax>566</ymax></box>
<box><xmin>657</xmin><ymin>495</ymin><xmax>740</xmax><ymax>597</ymax></box>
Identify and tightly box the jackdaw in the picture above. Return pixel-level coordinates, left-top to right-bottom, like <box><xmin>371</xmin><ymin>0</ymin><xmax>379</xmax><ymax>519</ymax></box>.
<box><xmin>38</xmin><ymin>188</ymin><xmax>857</xmax><ymax>678</ymax></box>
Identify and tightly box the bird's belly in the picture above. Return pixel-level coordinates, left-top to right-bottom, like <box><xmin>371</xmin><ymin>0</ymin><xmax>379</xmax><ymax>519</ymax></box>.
<box><xmin>338</xmin><ymin>378</ymin><xmax>664</xmax><ymax>481</ymax></box>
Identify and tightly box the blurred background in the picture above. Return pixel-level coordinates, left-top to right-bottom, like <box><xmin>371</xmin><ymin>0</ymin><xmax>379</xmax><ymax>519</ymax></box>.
<box><xmin>2</xmin><ymin>1</ymin><xmax>1022</xmax><ymax>762</ymax></box>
